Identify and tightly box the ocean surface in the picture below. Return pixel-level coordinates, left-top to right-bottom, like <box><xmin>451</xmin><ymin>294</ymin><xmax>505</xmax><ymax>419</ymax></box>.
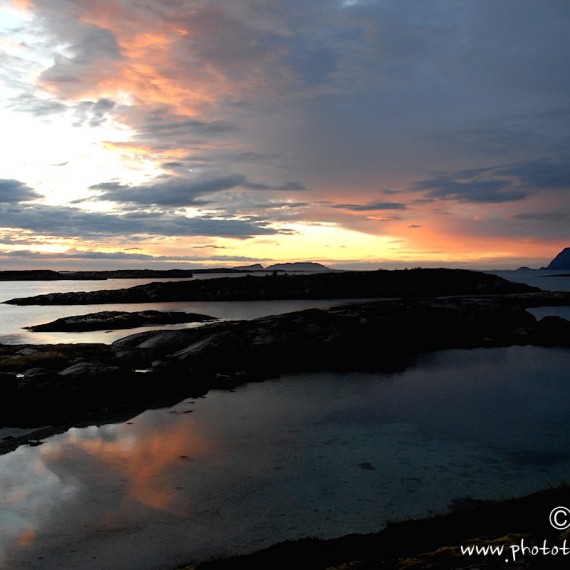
<box><xmin>0</xmin><ymin>268</ymin><xmax>569</xmax><ymax>569</ymax></box>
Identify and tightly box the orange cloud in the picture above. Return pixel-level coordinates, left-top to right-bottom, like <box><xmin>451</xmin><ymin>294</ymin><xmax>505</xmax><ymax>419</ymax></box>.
<box><xmin>9</xmin><ymin>0</ymin><xmax>32</xmax><ymax>9</ymax></box>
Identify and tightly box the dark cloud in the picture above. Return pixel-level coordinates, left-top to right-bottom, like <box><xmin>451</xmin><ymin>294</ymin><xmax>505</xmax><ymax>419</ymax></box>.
<box><xmin>91</xmin><ymin>173</ymin><xmax>305</xmax><ymax>207</ymax></box>
<box><xmin>243</xmin><ymin>181</ymin><xmax>306</xmax><ymax>191</ymax></box>
<box><xmin>414</xmin><ymin>155</ymin><xmax>570</xmax><ymax>204</ymax></box>
<box><xmin>1</xmin><ymin>249</ymin><xmax>263</xmax><ymax>264</ymax></box>
<box><xmin>72</xmin><ymin>98</ymin><xmax>116</xmax><ymax>127</ymax></box>
<box><xmin>510</xmin><ymin>212</ymin><xmax>570</xmax><ymax>221</ymax></box>
<box><xmin>495</xmin><ymin>157</ymin><xmax>570</xmax><ymax>190</ymax></box>
<box><xmin>331</xmin><ymin>201</ymin><xmax>408</xmax><ymax>211</ymax></box>
<box><xmin>92</xmin><ymin>175</ymin><xmax>245</xmax><ymax>207</ymax></box>
<box><xmin>0</xmin><ymin>180</ymin><xmax>41</xmax><ymax>203</ymax></box>
<box><xmin>0</xmin><ymin>204</ymin><xmax>285</xmax><ymax>238</ymax></box>
<box><xmin>415</xmin><ymin>175</ymin><xmax>528</xmax><ymax>203</ymax></box>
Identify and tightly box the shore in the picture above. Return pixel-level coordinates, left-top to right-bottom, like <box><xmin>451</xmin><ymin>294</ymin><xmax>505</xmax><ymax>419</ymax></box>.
<box><xmin>185</xmin><ymin>485</ymin><xmax>570</xmax><ymax>570</ymax></box>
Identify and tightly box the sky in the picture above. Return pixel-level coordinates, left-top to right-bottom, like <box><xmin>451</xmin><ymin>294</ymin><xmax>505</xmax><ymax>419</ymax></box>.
<box><xmin>0</xmin><ymin>0</ymin><xmax>569</xmax><ymax>270</ymax></box>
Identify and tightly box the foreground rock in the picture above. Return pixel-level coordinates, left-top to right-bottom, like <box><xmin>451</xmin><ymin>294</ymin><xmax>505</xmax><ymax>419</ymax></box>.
<box><xmin>26</xmin><ymin>310</ymin><xmax>216</xmax><ymax>332</ymax></box>
<box><xmin>4</xmin><ymin>268</ymin><xmax>540</xmax><ymax>305</ymax></box>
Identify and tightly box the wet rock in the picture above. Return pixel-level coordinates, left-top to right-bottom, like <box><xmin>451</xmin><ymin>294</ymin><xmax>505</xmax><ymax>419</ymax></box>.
<box><xmin>26</xmin><ymin>310</ymin><xmax>216</xmax><ymax>332</ymax></box>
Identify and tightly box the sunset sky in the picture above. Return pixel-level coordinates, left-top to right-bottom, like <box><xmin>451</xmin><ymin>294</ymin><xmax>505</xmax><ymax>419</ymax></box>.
<box><xmin>0</xmin><ymin>0</ymin><xmax>569</xmax><ymax>270</ymax></box>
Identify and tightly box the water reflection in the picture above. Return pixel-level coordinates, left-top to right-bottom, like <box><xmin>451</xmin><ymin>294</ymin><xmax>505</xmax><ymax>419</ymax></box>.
<box><xmin>1</xmin><ymin>346</ymin><xmax>570</xmax><ymax>569</ymax></box>
<box><xmin>0</xmin><ymin>410</ymin><xmax>214</xmax><ymax>568</ymax></box>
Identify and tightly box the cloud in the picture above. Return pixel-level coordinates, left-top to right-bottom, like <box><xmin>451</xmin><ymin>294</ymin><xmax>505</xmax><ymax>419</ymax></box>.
<box><xmin>91</xmin><ymin>173</ymin><xmax>305</xmax><ymax>207</ymax></box>
<box><xmin>331</xmin><ymin>201</ymin><xmax>407</xmax><ymax>211</ymax></box>
<box><xmin>72</xmin><ymin>98</ymin><xmax>116</xmax><ymax>127</ymax></box>
<box><xmin>414</xmin><ymin>155</ymin><xmax>570</xmax><ymax>204</ymax></box>
<box><xmin>4</xmin><ymin>0</ymin><xmax>570</xmax><ymax>267</ymax></box>
<box><xmin>0</xmin><ymin>179</ymin><xmax>41</xmax><ymax>203</ymax></box>
<box><xmin>495</xmin><ymin>157</ymin><xmax>570</xmax><ymax>190</ymax></box>
<box><xmin>91</xmin><ymin>175</ymin><xmax>245</xmax><ymax>207</ymax></box>
<box><xmin>39</xmin><ymin>20</ymin><xmax>123</xmax><ymax>97</ymax></box>
<box><xmin>0</xmin><ymin>249</ymin><xmax>265</xmax><ymax>264</ymax></box>
<box><xmin>511</xmin><ymin>212</ymin><xmax>570</xmax><ymax>221</ymax></box>
<box><xmin>415</xmin><ymin>175</ymin><xmax>528</xmax><ymax>203</ymax></box>
<box><xmin>0</xmin><ymin>204</ymin><xmax>285</xmax><ymax>238</ymax></box>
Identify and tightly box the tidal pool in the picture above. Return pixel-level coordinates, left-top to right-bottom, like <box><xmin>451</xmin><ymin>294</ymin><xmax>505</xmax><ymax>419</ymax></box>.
<box><xmin>1</xmin><ymin>345</ymin><xmax>569</xmax><ymax>569</ymax></box>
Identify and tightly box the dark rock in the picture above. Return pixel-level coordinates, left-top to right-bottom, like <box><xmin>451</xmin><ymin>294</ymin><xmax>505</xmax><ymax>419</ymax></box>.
<box><xmin>4</xmin><ymin>268</ymin><xmax>539</xmax><ymax>305</ymax></box>
<box><xmin>546</xmin><ymin>247</ymin><xmax>570</xmax><ymax>270</ymax></box>
<box><xmin>232</xmin><ymin>263</ymin><xmax>264</xmax><ymax>270</ymax></box>
<box><xmin>26</xmin><ymin>310</ymin><xmax>216</xmax><ymax>332</ymax></box>
<box><xmin>535</xmin><ymin>316</ymin><xmax>570</xmax><ymax>345</ymax></box>
<box><xmin>58</xmin><ymin>362</ymin><xmax>122</xmax><ymax>378</ymax></box>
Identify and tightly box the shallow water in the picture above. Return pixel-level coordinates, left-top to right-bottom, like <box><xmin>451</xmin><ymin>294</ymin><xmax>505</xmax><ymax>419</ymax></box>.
<box><xmin>1</xmin><ymin>345</ymin><xmax>569</xmax><ymax>569</ymax></box>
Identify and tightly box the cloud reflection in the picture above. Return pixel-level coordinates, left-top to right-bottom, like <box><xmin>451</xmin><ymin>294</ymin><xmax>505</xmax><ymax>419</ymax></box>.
<box><xmin>0</xmin><ymin>409</ymin><xmax>213</xmax><ymax>565</ymax></box>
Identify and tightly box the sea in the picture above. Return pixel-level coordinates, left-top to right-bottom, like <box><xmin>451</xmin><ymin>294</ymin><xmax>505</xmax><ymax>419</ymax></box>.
<box><xmin>0</xmin><ymin>269</ymin><xmax>569</xmax><ymax>569</ymax></box>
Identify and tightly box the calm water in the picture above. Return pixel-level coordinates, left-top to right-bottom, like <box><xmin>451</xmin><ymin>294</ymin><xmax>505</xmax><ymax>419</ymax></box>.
<box><xmin>1</xmin><ymin>346</ymin><xmax>569</xmax><ymax>569</ymax></box>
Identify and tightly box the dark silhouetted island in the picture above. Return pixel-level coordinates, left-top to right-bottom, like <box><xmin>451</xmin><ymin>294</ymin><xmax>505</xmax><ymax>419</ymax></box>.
<box><xmin>4</xmin><ymin>268</ymin><xmax>541</xmax><ymax>305</ymax></box>
<box><xmin>25</xmin><ymin>310</ymin><xmax>216</xmax><ymax>332</ymax></box>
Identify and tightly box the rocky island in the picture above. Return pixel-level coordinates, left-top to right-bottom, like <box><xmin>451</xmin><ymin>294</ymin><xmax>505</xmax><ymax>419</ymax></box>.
<box><xmin>25</xmin><ymin>310</ymin><xmax>216</xmax><ymax>332</ymax></box>
<box><xmin>3</xmin><ymin>267</ymin><xmax>545</xmax><ymax>305</ymax></box>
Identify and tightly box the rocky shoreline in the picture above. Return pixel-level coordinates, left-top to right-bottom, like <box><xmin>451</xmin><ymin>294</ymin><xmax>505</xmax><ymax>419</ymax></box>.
<box><xmin>1</xmin><ymin>268</ymin><xmax>570</xmax><ymax>568</ymax></box>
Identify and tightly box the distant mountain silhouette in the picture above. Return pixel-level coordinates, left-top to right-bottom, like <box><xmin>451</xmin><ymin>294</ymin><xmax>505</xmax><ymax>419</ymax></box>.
<box><xmin>266</xmin><ymin>262</ymin><xmax>331</xmax><ymax>271</ymax></box>
<box><xmin>546</xmin><ymin>247</ymin><xmax>570</xmax><ymax>270</ymax></box>
<box><xmin>232</xmin><ymin>264</ymin><xmax>264</xmax><ymax>271</ymax></box>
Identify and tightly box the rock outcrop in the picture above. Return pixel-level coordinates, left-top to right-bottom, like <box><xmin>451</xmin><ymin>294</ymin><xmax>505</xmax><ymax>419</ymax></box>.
<box><xmin>4</xmin><ymin>268</ymin><xmax>540</xmax><ymax>305</ymax></box>
<box><xmin>265</xmin><ymin>262</ymin><xmax>331</xmax><ymax>271</ymax></box>
<box><xmin>26</xmin><ymin>310</ymin><xmax>216</xmax><ymax>332</ymax></box>
<box><xmin>546</xmin><ymin>247</ymin><xmax>570</xmax><ymax>270</ymax></box>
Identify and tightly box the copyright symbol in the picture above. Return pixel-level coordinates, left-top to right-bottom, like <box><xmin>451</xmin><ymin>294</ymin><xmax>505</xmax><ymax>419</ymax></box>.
<box><xmin>550</xmin><ymin>506</ymin><xmax>570</xmax><ymax>530</ymax></box>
